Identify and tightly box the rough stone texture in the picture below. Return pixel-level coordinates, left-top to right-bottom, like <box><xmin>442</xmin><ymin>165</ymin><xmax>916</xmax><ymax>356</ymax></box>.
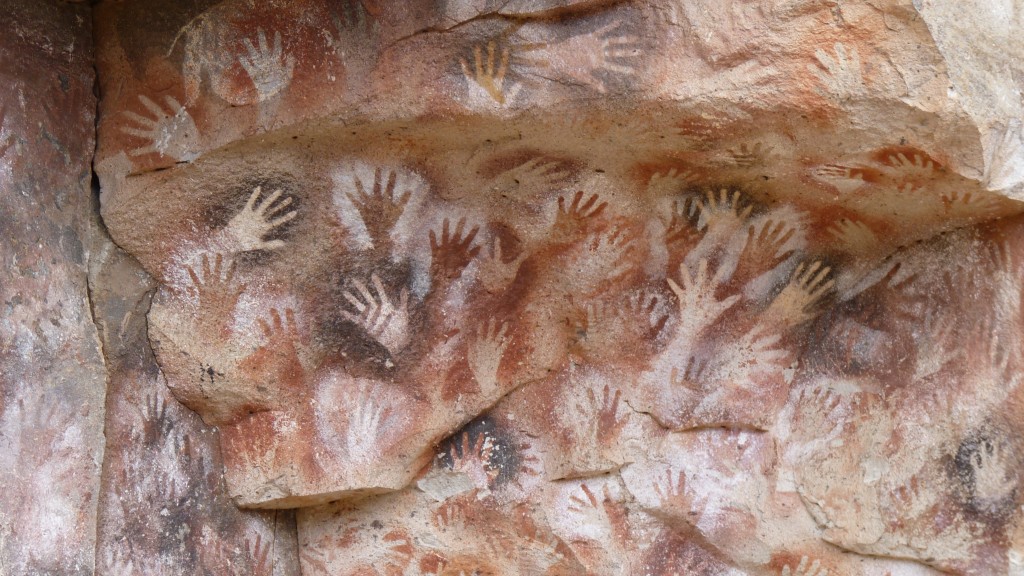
<box><xmin>3</xmin><ymin>0</ymin><xmax>1024</xmax><ymax>575</ymax></box>
<box><xmin>0</xmin><ymin>2</ymin><xmax>106</xmax><ymax>574</ymax></box>
<box><xmin>917</xmin><ymin>1</ymin><xmax>1024</xmax><ymax>197</ymax></box>
<box><xmin>88</xmin><ymin>1</ymin><xmax>1024</xmax><ymax>574</ymax></box>
<box><xmin>89</xmin><ymin>245</ymin><xmax>301</xmax><ymax>576</ymax></box>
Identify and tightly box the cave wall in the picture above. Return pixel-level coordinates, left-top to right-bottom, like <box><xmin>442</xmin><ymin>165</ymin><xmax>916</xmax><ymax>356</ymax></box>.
<box><xmin>0</xmin><ymin>2</ymin><xmax>105</xmax><ymax>574</ymax></box>
<box><xmin>3</xmin><ymin>1</ymin><xmax>1024</xmax><ymax>575</ymax></box>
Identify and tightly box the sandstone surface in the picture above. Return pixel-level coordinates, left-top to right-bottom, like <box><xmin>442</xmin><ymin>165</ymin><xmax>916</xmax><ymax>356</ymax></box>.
<box><xmin>0</xmin><ymin>2</ymin><xmax>106</xmax><ymax>574</ymax></box>
<box><xmin>3</xmin><ymin>1</ymin><xmax>1024</xmax><ymax>575</ymax></box>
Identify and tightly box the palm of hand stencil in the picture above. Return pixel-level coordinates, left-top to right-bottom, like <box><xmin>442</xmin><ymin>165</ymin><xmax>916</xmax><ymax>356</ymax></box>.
<box><xmin>653</xmin><ymin>469</ymin><xmax>707</xmax><ymax>526</ymax></box>
<box><xmin>251</xmin><ymin>308</ymin><xmax>304</xmax><ymax>385</ymax></box>
<box><xmin>342</xmin><ymin>274</ymin><xmax>411</xmax><ymax>357</ymax></box>
<box><xmin>346</xmin><ymin>384</ymin><xmax>386</xmax><ymax>465</ymax></box>
<box><xmin>766</xmin><ymin>261</ymin><xmax>834</xmax><ymax>327</ymax></box>
<box><xmin>239</xmin><ymin>29</ymin><xmax>295</xmax><ymax>102</ymax></box>
<box><xmin>809</xmin><ymin>42</ymin><xmax>865</xmax><ymax>101</ymax></box>
<box><xmin>547</xmin><ymin>22</ymin><xmax>643</xmax><ymax>93</ymax></box>
<box><xmin>647</xmin><ymin>168</ymin><xmax>696</xmax><ymax>197</ymax></box>
<box><xmin>461</xmin><ymin>41</ymin><xmax>521</xmax><ymax>107</ymax></box>
<box><xmin>224</xmin><ymin>187</ymin><xmax>297</xmax><ymax>252</ymax></box>
<box><xmin>588</xmin><ymin>385</ymin><xmax>626</xmax><ymax>446</ymax></box>
<box><xmin>733</xmin><ymin>219</ymin><xmax>796</xmax><ymax>286</ymax></box>
<box><xmin>185</xmin><ymin>253</ymin><xmax>245</xmax><ymax>337</ymax></box>
<box><xmin>328</xmin><ymin>1</ymin><xmax>380</xmax><ymax>63</ymax></box>
<box><xmin>348</xmin><ymin>168</ymin><xmax>411</xmax><ymax>253</ymax></box>
<box><xmin>700</xmin><ymin>188</ymin><xmax>752</xmax><ymax>232</ymax></box>
<box><xmin>968</xmin><ymin>438</ymin><xmax>1018</xmax><ymax>506</ymax></box>
<box><xmin>467</xmin><ymin>319</ymin><xmax>511</xmax><ymax>402</ymax></box>
<box><xmin>430</xmin><ymin>218</ymin><xmax>481</xmax><ymax>282</ymax></box>
<box><xmin>447</xmin><ymin>432</ymin><xmax>499</xmax><ymax>489</ymax></box>
<box><xmin>477</xmin><ymin>237</ymin><xmax>527</xmax><ymax>293</ymax></box>
<box><xmin>567</xmin><ymin>483</ymin><xmax>617</xmax><ymax>542</ymax></box>
<box><xmin>121</xmin><ymin>94</ymin><xmax>199</xmax><ymax>161</ymax></box>
<box><xmin>667</xmin><ymin>259</ymin><xmax>739</xmax><ymax>341</ymax></box>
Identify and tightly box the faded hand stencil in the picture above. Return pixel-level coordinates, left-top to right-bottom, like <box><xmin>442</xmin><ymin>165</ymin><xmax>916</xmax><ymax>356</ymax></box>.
<box><xmin>120</xmin><ymin>94</ymin><xmax>200</xmax><ymax>162</ymax></box>
<box><xmin>84</xmin><ymin>1</ymin><xmax>1024</xmax><ymax>575</ymax></box>
<box><xmin>108</xmin><ymin>110</ymin><xmax>1024</xmax><ymax>574</ymax></box>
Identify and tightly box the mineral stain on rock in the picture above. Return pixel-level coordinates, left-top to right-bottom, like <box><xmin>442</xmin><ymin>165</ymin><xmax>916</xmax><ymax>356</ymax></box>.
<box><xmin>3</xmin><ymin>0</ymin><xmax>1024</xmax><ymax>575</ymax></box>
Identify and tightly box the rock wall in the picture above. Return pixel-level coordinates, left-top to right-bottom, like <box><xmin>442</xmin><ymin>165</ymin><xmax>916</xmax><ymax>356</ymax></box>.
<box><xmin>89</xmin><ymin>242</ymin><xmax>302</xmax><ymax>575</ymax></box>
<box><xmin>0</xmin><ymin>2</ymin><xmax>106</xmax><ymax>574</ymax></box>
<box><xmin>3</xmin><ymin>1</ymin><xmax>1024</xmax><ymax>575</ymax></box>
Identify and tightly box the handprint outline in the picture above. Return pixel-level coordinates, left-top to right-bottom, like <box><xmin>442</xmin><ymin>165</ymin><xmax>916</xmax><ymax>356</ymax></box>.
<box><xmin>667</xmin><ymin>258</ymin><xmax>740</xmax><ymax>339</ymax></box>
<box><xmin>430</xmin><ymin>217</ymin><xmax>481</xmax><ymax>281</ymax></box>
<box><xmin>461</xmin><ymin>40</ymin><xmax>521</xmax><ymax>106</ymax></box>
<box><xmin>588</xmin><ymin>384</ymin><xmax>626</xmax><ymax>446</ymax></box>
<box><xmin>183</xmin><ymin>252</ymin><xmax>247</xmax><ymax>341</ymax></box>
<box><xmin>346</xmin><ymin>383</ymin><xmax>386</xmax><ymax>464</ymax></box>
<box><xmin>489</xmin><ymin>157</ymin><xmax>572</xmax><ymax>199</ymax></box>
<box><xmin>733</xmin><ymin>219</ymin><xmax>797</xmax><ymax>285</ymax></box>
<box><xmin>467</xmin><ymin>318</ymin><xmax>511</xmax><ymax>401</ymax></box>
<box><xmin>826</xmin><ymin>218</ymin><xmax>877</xmax><ymax>257</ymax></box>
<box><xmin>224</xmin><ymin>186</ymin><xmax>297</xmax><ymax>252</ymax></box>
<box><xmin>700</xmin><ymin>188</ymin><xmax>752</xmax><ymax>231</ymax></box>
<box><xmin>653</xmin><ymin>469</ymin><xmax>707</xmax><ymax>524</ymax></box>
<box><xmin>548</xmin><ymin>21</ymin><xmax>644</xmax><ymax>93</ymax></box>
<box><xmin>341</xmin><ymin>273</ymin><xmax>411</xmax><ymax>357</ymax></box>
<box><xmin>646</xmin><ymin>168</ymin><xmax>695</xmax><ymax>197</ymax></box>
<box><xmin>327</xmin><ymin>0</ymin><xmax>380</xmax><ymax>62</ymax></box>
<box><xmin>766</xmin><ymin>261</ymin><xmax>834</xmax><ymax>327</ymax></box>
<box><xmin>554</xmin><ymin>191</ymin><xmax>607</xmax><ymax>239</ymax></box>
<box><xmin>348</xmin><ymin>168</ymin><xmax>412</xmax><ymax>251</ymax></box>
<box><xmin>477</xmin><ymin>237</ymin><xmax>527</xmax><ymax>293</ymax></box>
<box><xmin>239</xmin><ymin>29</ymin><xmax>295</xmax><ymax>102</ymax></box>
<box><xmin>885</xmin><ymin>152</ymin><xmax>936</xmax><ymax>178</ymax></box>
<box><xmin>808</xmin><ymin>42</ymin><xmax>866</xmax><ymax>101</ymax></box>
<box><xmin>120</xmin><ymin>94</ymin><xmax>199</xmax><ymax>161</ymax></box>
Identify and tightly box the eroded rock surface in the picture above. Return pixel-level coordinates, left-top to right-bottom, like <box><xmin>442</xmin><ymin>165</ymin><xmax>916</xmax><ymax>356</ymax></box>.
<box><xmin>100</xmin><ymin>116</ymin><xmax>1024</xmax><ymax>573</ymax></box>
<box><xmin>90</xmin><ymin>245</ymin><xmax>301</xmax><ymax>576</ymax></box>
<box><xmin>0</xmin><ymin>2</ymin><xmax>106</xmax><ymax>574</ymax></box>
<box><xmin>2</xmin><ymin>0</ymin><xmax>1024</xmax><ymax>574</ymax></box>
